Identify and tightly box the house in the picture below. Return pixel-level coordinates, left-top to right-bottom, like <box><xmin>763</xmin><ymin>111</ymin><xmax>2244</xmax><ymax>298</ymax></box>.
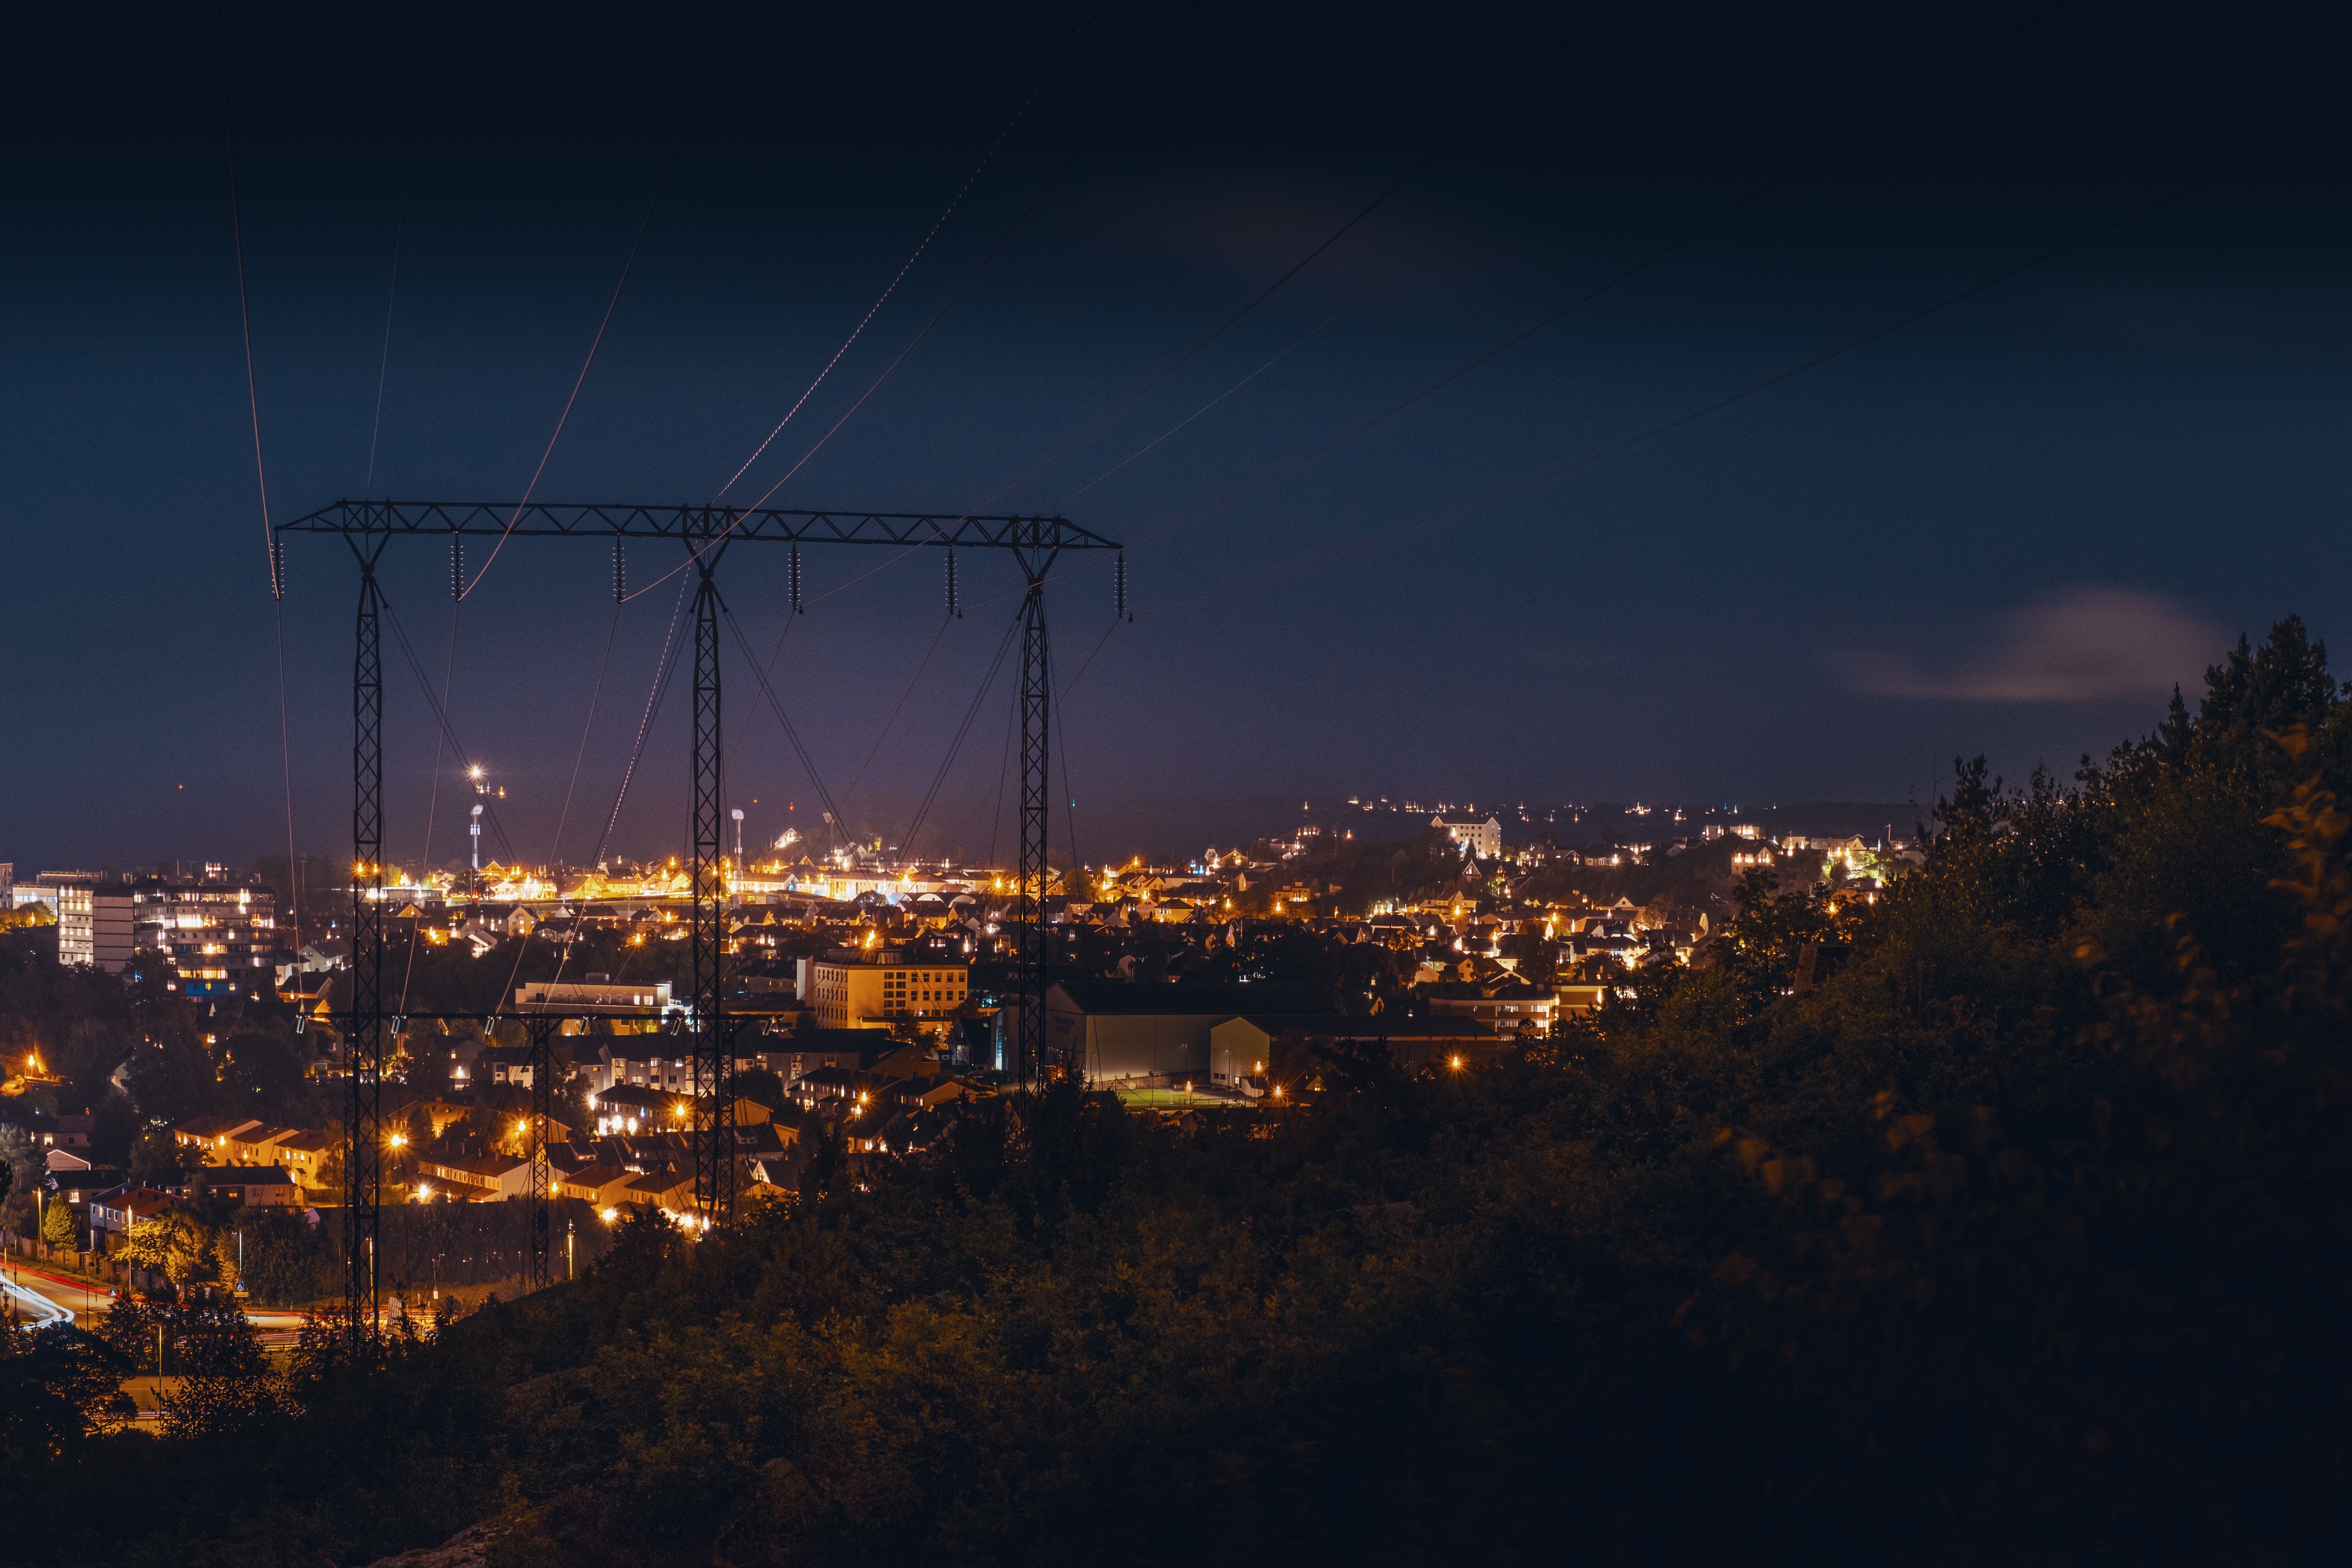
<box><xmin>588</xmin><ymin>1084</ymin><xmax>689</xmax><ymax>1134</ymax></box>
<box><xmin>514</xmin><ymin>978</ymin><xmax>674</xmax><ymax>1015</ymax></box>
<box><xmin>1422</xmin><ymin>981</ymin><xmax>1558</xmax><ymax>1032</ymax></box>
<box><xmin>478</xmin><ymin>1044</ymin><xmax>540</xmax><ymax>1087</ymax></box>
<box><xmin>224</xmin><ymin>1125</ymin><xmax>302</xmax><ymax>1164</ymax></box>
<box><xmin>271</xmin><ymin>1129</ymin><xmax>341</xmax><ymax>1183</ymax></box>
<box><xmin>181</xmin><ymin>1165</ymin><xmax>302</xmax><ymax>1208</ymax></box>
<box><xmin>740</xmin><ymin>1029</ymin><xmax>914</xmax><ymax>1085</ymax></box>
<box><xmin>174</xmin><ymin>1115</ymin><xmax>266</xmax><ymax>1162</ymax></box>
<box><xmin>1207</xmin><ymin>1014</ymin><xmax>1504</xmax><ymax>1083</ymax></box>
<box><xmin>90</xmin><ymin>1185</ymin><xmax>179</xmax><ymax>1235</ymax></box>
<box><xmin>1556</xmin><ymin>983</ymin><xmax>1608</xmax><ymax>1016</ymax></box>
<box><xmin>44</xmin><ymin>1154</ymin><xmax>128</xmax><ymax>1207</ymax></box>
<box><xmin>381</xmin><ymin>1097</ymin><xmax>473</xmax><ymax>1141</ymax></box>
<box><xmin>558</xmin><ymin>1164</ymin><xmax>642</xmax><ymax>1210</ymax></box>
<box><xmin>1432</xmin><ymin>815</ymin><xmax>1504</xmax><ymax>858</ymax></box>
<box><xmin>415</xmin><ymin>1153</ymin><xmax>537</xmax><ymax>1201</ymax></box>
<box><xmin>415</xmin><ymin>1032</ymin><xmax>486</xmax><ymax>1088</ymax></box>
<box><xmin>621</xmin><ymin>1168</ymin><xmax>695</xmax><ymax>1213</ymax></box>
<box><xmin>587</xmin><ymin>1042</ymin><xmax>703</xmax><ymax>1096</ymax></box>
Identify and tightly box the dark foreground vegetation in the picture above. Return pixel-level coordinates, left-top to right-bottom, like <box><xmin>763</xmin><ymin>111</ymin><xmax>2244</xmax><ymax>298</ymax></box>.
<box><xmin>6</xmin><ymin>620</ymin><xmax>2351</xmax><ymax>1565</ymax></box>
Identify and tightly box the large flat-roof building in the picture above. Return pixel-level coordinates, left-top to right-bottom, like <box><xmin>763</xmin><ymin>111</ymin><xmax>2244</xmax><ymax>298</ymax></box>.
<box><xmin>1040</xmin><ymin>982</ymin><xmax>1328</xmax><ymax>1086</ymax></box>
<box><xmin>796</xmin><ymin>946</ymin><xmax>968</xmax><ymax>1029</ymax></box>
<box><xmin>53</xmin><ymin>877</ymin><xmax>133</xmax><ymax>973</ymax></box>
<box><xmin>131</xmin><ymin>877</ymin><xmax>278</xmax><ymax>998</ymax></box>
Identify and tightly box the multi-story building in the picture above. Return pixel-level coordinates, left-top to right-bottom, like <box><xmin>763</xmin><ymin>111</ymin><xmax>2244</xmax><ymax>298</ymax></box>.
<box><xmin>1431</xmin><ymin>815</ymin><xmax>1504</xmax><ymax>859</ymax></box>
<box><xmin>132</xmin><ymin>877</ymin><xmax>279</xmax><ymax>999</ymax></box>
<box><xmin>796</xmin><ymin>945</ymin><xmax>968</xmax><ymax>1029</ymax></box>
<box><xmin>53</xmin><ymin>876</ymin><xmax>134</xmax><ymax>972</ymax></box>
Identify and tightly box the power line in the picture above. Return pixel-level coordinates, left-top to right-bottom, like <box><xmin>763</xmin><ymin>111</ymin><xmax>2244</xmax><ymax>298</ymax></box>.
<box><xmin>1062</xmin><ymin>299</ymin><xmax>1356</xmax><ymax>503</ymax></box>
<box><xmin>722</xmin><ymin>608</ymin><xmax>850</xmax><ymax>844</ymax></box>
<box><xmin>1160</xmin><ymin>100</ymin><xmax>2352</xmax><ymax>612</ymax></box>
<box><xmin>380</xmin><ymin>598</ymin><xmax>519</xmax><ymax>863</ymax></box>
<box><xmin>215</xmin><ymin>0</ymin><xmax>274</xmax><ymax>596</ymax></box>
<box><xmin>397</xmin><ymin>603</ymin><xmax>459</xmax><ymax>1015</ymax></box>
<box><xmin>901</xmin><ymin>609</ymin><xmax>1025</xmax><ymax>857</ymax></box>
<box><xmin>464</xmin><ymin>1</ymin><xmax>737</xmax><ymax>601</ymax></box>
<box><xmin>363</xmin><ymin>178</ymin><xmax>406</xmax><ymax>495</ymax></box>
<box><xmin>844</xmin><ymin>612</ymin><xmax>954</xmax><ymax>807</ymax></box>
<box><xmin>1080</xmin><ymin>0</ymin><xmax>2080</xmax><ymax>570</ymax></box>
<box><xmin>216</xmin><ymin>4</ymin><xmax>307</xmax><ymax>959</ymax></box>
<box><xmin>713</xmin><ymin>6</ymin><xmax>1102</xmax><ymax>503</ymax></box>
<box><xmin>595</xmin><ymin>574</ymin><xmax>693</xmax><ymax>865</ymax></box>
<box><xmin>969</xmin><ymin>2</ymin><xmax>1619</xmax><ymax>514</ymax></box>
<box><xmin>619</xmin><ymin>0</ymin><xmax>1206</xmax><ymax>606</ymax></box>
<box><xmin>549</xmin><ymin>601</ymin><xmax>622</xmax><ymax>865</ymax></box>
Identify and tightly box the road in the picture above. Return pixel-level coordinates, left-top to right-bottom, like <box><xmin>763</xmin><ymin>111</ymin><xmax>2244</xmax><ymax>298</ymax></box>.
<box><xmin>2</xmin><ymin>1262</ymin><xmax>312</xmax><ymax>1344</ymax></box>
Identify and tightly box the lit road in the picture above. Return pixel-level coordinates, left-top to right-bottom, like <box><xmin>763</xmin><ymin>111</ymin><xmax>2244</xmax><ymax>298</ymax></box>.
<box><xmin>3</xmin><ymin>1272</ymin><xmax>76</xmax><ymax>1328</ymax></box>
<box><xmin>2</xmin><ymin>1264</ymin><xmax>312</xmax><ymax>1343</ymax></box>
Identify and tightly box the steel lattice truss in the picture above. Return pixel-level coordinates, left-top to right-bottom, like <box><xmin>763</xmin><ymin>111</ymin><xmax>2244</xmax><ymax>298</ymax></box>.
<box><xmin>285</xmin><ymin>502</ymin><xmax>1119</xmax><ymax>1338</ymax></box>
<box><xmin>279</xmin><ymin>499</ymin><xmax>1118</xmax><ymax>552</ymax></box>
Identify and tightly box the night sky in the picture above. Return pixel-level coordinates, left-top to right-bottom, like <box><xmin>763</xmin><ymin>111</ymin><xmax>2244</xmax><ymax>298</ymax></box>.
<box><xmin>5</xmin><ymin>1</ymin><xmax>2349</xmax><ymax>873</ymax></box>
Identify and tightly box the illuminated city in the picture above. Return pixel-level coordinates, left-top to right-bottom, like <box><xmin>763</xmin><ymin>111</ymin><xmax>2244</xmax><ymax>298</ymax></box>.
<box><xmin>4</xmin><ymin>3</ymin><xmax>2349</xmax><ymax>1563</ymax></box>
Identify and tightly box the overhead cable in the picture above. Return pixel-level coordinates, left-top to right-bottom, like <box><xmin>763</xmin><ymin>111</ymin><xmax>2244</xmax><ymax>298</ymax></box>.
<box><xmin>549</xmin><ymin>602</ymin><xmax>623</xmax><ymax>865</ymax></box>
<box><xmin>215</xmin><ymin>0</ymin><xmax>274</xmax><ymax>596</ymax></box>
<box><xmin>721</xmin><ymin>608</ymin><xmax>850</xmax><ymax>845</ymax></box>
<box><xmin>711</xmin><ymin>5</ymin><xmax>1102</xmax><ymax>503</ymax></box>
<box><xmin>594</xmin><ymin>574</ymin><xmax>694</xmax><ymax>864</ymax></box>
<box><xmin>1159</xmin><ymin>99</ymin><xmax>2352</xmax><ymax>611</ymax></box>
<box><xmin>899</xmin><ymin>609</ymin><xmax>1025</xmax><ymax>858</ymax></box>
<box><xmin>618</xmin><ymin>0</ymin><xmax>1206</xmax><ymax>606</ymax></box>
<box><xmin>1063</xmin><ymin>299</ymin><xmax>1356</xmax><ymax>502</ymax></box>
<box><xmin>1051</xmin><ymin>0</ymin><xmax>2083</xmax><ymax>576</ymax></box>
<box><xmin>969</xmin><ymin>1</ymin><xmax>1619</xmax><ymax>514</ymax></box>
<box><xmin>363</xmin><ymin>179</ymin><xmax>407</xmax><ymax>495</ymax></box>
<box><xmin>464</xmin><ymin>2</ymin><xmax>737</xmax><ymax>601</ymax></box>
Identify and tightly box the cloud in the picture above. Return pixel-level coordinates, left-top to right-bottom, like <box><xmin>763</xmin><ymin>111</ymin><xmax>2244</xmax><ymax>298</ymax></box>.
<box><xmin>1836</xmin><ymin>588</ymin><xmax>2225</xmax><ymax>703</ymax></box>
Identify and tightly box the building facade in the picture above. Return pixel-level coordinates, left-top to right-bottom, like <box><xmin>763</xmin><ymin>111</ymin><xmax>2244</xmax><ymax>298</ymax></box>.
<box><xmin>1431</xmin><ymin>815</ymin><xmax>1504</xmax><ymax>859</ymax></box>
<box><xmin>55</xmin><ymin>879</ymin><xmax>134</xmax><ymax>972</ymax></box>
<box><xmin>797</xmin><ymin>946</ymin><xmax>968</xmax><ymax>1029</ymax></box>
<box><xmin>132</xmin><ymin>878</ymin><xmax>279</xmax><ymax>998</ymax></box>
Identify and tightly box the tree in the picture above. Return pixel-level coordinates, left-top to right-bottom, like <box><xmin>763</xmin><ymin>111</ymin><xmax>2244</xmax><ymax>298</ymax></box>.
<box><xmin>239</xmin><ymin>1211</ymin><xmax>332</xmax><ymax>1306</ymax></box>
<box><xmin>217</xmin><ymin>1020</ymin><xmax>310</xmax><ymax>1124</ymax></box>
<box><xmin>127</xmin><ymin>1122</ymin><xmax>186</xmax><ymax>1186</ymax></box>
<box><xmin>118</xmin><ymin>1212</ymin><xmax>211</xmax><ymax>1285</ymax></box>
<box><xmin>157</xmin><ymin>1298</ymin><xmax>287</xmax><ymax>1439</ymax></box>
<box><xmin>125</xmin><ymin>1032</ymin><xmax>220</xmax><ymax>1129</ymax></box>
<box><xmin>0</xmin><ymin>1322</ymin><xmax>130</xmax><ymax>1470</ymax></box>
<box><xmin>40</xmin><ymin>1194</ymin><xmax>77</xmax><ymax>1247</ymax></box>
<box><xmin>89</xmin><ymin>1087</ymin><xmax>137</xmax><ymax>1168</ymax></box>
<box><xmin>0</xmin><ymin>1125</ymin><xmax>35</xmax><ymax>1236</ymax></box>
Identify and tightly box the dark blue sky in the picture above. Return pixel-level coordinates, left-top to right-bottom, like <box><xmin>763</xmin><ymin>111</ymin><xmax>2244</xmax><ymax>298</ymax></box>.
<box><xmin>5</xmin><ymin>0</ymin><xmax>2350</xmax><ymax>873</ymax></box>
